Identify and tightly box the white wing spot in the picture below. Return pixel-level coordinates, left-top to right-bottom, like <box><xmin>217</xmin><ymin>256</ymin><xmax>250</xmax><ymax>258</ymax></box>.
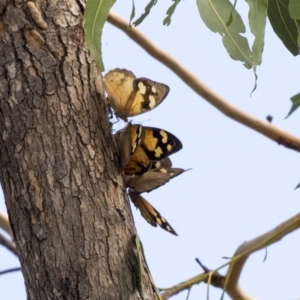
<box><xmin>156</xmin><ymin>218</ymin><xmax>162</xmax><ymax>225</ymax></box>
<box><xmin>160</xmin><ymin>130</ymin><xmax>168</xmax><ymax>143</ymax></box>
<box><xmin>138</xmin><ymin>82</ymin><xmax>146</xmax><ymax>94</ymax></box>
<box><xmin>154</xmin><ymin>147</ymin><xmax>163</xmax><ymax>158</ymax></box>
<box><xmin>151</xmin><ymin>86</ymin><xmax>157</xmax><ymax>93</ymax></box>
<box><xmin>149</xmin><ymin>95</ymin><xmax>156</xmax><ymax>108</ymax></box>
<box><xmin>167</xmin><ymin>144</ymin><xmax>172</xmax><ymax>151</ymax></box>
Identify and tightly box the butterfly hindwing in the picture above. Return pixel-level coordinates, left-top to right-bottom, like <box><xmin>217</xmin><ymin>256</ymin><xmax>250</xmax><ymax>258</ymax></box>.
<box><xmin>125</xmin><ymin>171</ymin><xmax>171</xmax><ymax>193</ymax></box>
<box><xmin>125</xmin><ymin>167</ymin><xmax>188</xmax><ymax>193</ymax></box>
<box><xmin>104</xmin><ymin>69</ymin><xmax>169</xmax><ymax>121</ymax></box>
<box><xmin>104</xmin><ymin>69</ymin><xmax>136</xmax><ymax>120</ymax></box>
<box><xmin>124</xmin><ymin>146</ymin><xmax>152</xmax><ymax>175</ymax></box>
<box><xmin>151</xmin><ymin>157</ymin><xmax>173</xmax><ymax>170</ymax></box>
<box><xmin>129</xmin><ymin>189</ymin><xmax>177</xmax><ymax>236</ymax></box>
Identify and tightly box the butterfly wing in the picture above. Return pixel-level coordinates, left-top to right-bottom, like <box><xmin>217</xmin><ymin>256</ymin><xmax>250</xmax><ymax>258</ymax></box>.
<box><xmin>123</xmin><ymin>146</ymin><xmax>152</xmax><ymax>176</ymax></box>
<box><xmin>129</xmin><ymin>189</ymin><xmax>177</xmax><ymax>236</ymax></box>
<box><xmin>151</xmin><ymin>157</ymin><xmax>173</xmax><ymax>169</ymax></box>
<box><xmin>124</xmin><ymin>77</ymin><xmax>169</xmax><ymax>117</ymax></box>
<box><xmin>104</xmin><ymin>69</ymin><xmax>136</xmax><ymax>120</ymax></box>
<box><xmin>125</xmin><ymin>171</ymin><xmax>171</xmax><ymax>193</ymax></box>
<box><xmin>126</xmin><ymin>167</ymin><xmax>188</xmax><ymax>193</ymax></box>
<box><xmin>141</xmin><ymin>127</ymin><xmax>183</xmax><ymax>161</ymax></box>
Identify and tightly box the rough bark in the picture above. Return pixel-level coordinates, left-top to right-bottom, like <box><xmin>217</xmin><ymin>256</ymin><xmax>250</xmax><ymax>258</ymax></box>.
<box><xmin>0</xmin><ymin>1</ymin><xmax>156</xmax><ymax>299</ymax></box>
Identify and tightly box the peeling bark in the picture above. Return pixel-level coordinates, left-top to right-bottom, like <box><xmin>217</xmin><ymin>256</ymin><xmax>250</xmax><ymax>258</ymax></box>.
<box><xmin>0</xmin><ymin>1</ymin><xmax>156</xmax><ymax>299</ymax></box>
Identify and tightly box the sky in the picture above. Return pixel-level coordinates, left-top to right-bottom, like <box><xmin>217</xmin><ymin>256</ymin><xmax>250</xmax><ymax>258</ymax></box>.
<box><xmin>1</xmin><ymin>1</ymin><xmax>300</xmax><ymax>299</ymax></box>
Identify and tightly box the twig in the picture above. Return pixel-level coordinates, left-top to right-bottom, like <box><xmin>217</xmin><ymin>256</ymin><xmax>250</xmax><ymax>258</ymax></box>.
<box><xmin>159</xmin><ymin>273</ymin><xmax>206</xmax><ymax>300</ymax></box>
<box><xmin>107</xmin><ymin>12</ymin><xmax>300</xmax><ymax>152</ymax></box>
<box><xmin>0</xmin><ymin>231</ymin><xmax>18</xmax><ymax>256</ymax></box>
<box><xmin>0</xmin><ymin>267</ymin><xmax>21</xmax><ymax>276</ymax></box>
<box><xmin>160</xmin><ymin>212</ymin><xmax>300</xmax><ymax>299</ymax></box>
<box><xmin>225</xmin><ymin>212</ymin><xmax>300</xmax><ymax>299</ymax></box>
<box><xmin>0</xmin><ymin>210</ymin><xmax>13</xmax><ymax>236</ymax></box>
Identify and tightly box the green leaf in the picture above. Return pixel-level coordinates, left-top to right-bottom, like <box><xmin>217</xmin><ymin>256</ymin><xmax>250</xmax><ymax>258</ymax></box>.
<box><xmin>129</xmin><ymin>0</ymin><xmax>136</xmax><ymax>25</ymax></box>
<box><xmin>246</xmin><ymin>0</ymin><xmax>268</xmax><ymax>67</ymax></box>
<box><xmin>163</xmin><ymin>0</ymin><xmax>181</xmax><ymax>26</ymax></box>
<box><xmin>132</xmin><ymin>0</ymin><xmax>157</xmax><ymax>27</ymax></box>
<box><xmin>196</xmin><ymin>0</ymin><xmax>253</xmax><ymax>69</ymax></box>
<box><xmin>83</xmin><ymin>0</ymin><xmax>116</xmax><ymax>71</ymax></box>
<box><xmin>268</xmin><ymin>0</ymin><xmax>300</xmax><ymax>56</ymax></box>
<box><xmin>285</xmin><ymin>92</ymin><xmax>300</xmax><ymax>118</ymax></box>
<box><xmin>289</xmin><ymin>0</ymin><xmax>300</xmax><ymax>20</ymax></box>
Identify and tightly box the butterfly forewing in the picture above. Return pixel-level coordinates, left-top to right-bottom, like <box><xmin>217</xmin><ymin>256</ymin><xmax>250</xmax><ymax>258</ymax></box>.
<box><xmin>124</xmin><ymin>78</ymin><xmax>169</xmax><ymax>117</ymax></box>
<box><xmin>130</xmin><ymin>124</ymin><xmax>145</xmax><ymax>154</ymax></box>
<box><xmin>142</xmin><ymin>127</ymin><xmax>183</xmax><ymax>161</ymax></box>
<box><xmin>129</xmin><ymin>189</ymin><xmax>177</xmax><ymax>236</ymax></box>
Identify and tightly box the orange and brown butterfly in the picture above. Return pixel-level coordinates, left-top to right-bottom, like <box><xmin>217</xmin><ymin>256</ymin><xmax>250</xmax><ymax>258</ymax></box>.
<box><xmin>104</xmin><ymin>69</ymin><xmax>170</xmax><ymax>121</ymax></box>
<box><xmin>128</xmin><ymin>189</ymin><xmax>177</xmax><ymax>236</ymax></box>
<box><xmin>123</xmin><ymin>124</ymin><xmax>183</xmax><ymax>176</ymax></box>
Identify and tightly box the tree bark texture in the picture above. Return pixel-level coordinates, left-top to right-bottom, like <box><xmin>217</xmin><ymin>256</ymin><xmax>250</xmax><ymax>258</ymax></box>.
<box><xmin>0</xmin><ymin>1</ymin><xmax>156</xmax><ymax>299</ymax></box>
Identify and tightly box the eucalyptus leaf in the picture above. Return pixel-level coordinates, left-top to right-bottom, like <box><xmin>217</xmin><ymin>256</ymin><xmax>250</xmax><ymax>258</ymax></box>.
<box><xmin>132</xmin><ymin>0</ymin><xmax>157</xmax><ymax>27</ymax></box>
<box><xmin>83</xmin><ymin>0</ymin><xmax>116</xmax><ymax>71</ymax></box>
<box><xmin>285</xmin><ymin>92</ymin><xmax>300</xmax><ymax>118</ymax></box>
<box><xmin>268</xmin><ymin>0</ymin><xmax>300</xmax><ymax>56</ymax></box>
<box><xmin>196</xmin><ymin>0</ymin><xmax>253</xmax><ymax>69</ymax></box>
<box><xmin>289</xmin><ymin>0</ymin><xmax>300</xmax><ymax>20</ymax></box>
<box><xmin>129</xmin><ymin>0</ymin><xmax>136</xmax><ymax>25</ymax></box>
<box><xmin>163</xmin><ymin>0</ymin><xmax>181</xmax><ymax>26</ymax></box>
<box><xmin>246</xmin><ymin>0</ymin><xmax>268</xmax><ymax>67</ymax></box>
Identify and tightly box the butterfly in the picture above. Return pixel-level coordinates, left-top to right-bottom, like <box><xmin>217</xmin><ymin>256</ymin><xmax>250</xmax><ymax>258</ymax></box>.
<box><xmin>121</xmin><ymin>124</ymin><xmax>183</xmax><ymax>176</ymax></box>
<box><xmin>104</xmin><ymin>69</ymin><xmax>170</xmax><ymax>121</ymax></box>
<box><xmin>128</xmin><ymin>189</ymin><xmax>177</xmax><ymax>236</ymax></box>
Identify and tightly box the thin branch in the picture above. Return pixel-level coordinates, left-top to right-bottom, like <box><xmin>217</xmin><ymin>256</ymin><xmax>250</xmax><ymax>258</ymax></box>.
<box><xmin>107</xmin><ymin>12</ymin><xmax>300</xmax><ymax>152</ymax></box>
<box><xmin>159</xmin><ymin>212</ymin><xmax>300</xmax><ymax>299</ymax></box>
<box><xmin>0</xmin><ymin>231</ymin><xmax>18</xmax><ymax>256</ymax></box>
<box><xmin>159</xmin><ymin>273</ymin><xmax>206</xmax><ymax>300</ymax></box>
<box><xmin>0</xmin><ymin>210</ymin><xmax>13</xmax><ymax>236</ymax></box>
<box><xmin>0</xmin><ymin>267</ymin><xmax>21</xmax><ymax>276</ymax></box>
<box><xmin>225</xmin><ymin>212</ymin><xmax>300</xmax><ymax>299</ymax></box>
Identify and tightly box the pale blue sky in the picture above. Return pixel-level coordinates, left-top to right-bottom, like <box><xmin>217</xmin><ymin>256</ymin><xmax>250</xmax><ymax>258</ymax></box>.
<box><xmin>1</xmin><ymin>1</ymin><xmax>300</xmax><ymax>299</ymax></box>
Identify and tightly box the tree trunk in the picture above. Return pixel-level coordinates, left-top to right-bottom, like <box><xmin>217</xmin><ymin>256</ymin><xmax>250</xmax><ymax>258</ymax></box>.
<box><xmin>0</xmin><ymin>1</ymin><xmax>156</xmax><ymax>299</ymax></box>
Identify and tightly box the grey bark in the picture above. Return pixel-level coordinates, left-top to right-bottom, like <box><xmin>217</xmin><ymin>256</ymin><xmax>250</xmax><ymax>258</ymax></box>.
<box><xmin>0</xmin><ymin>1</ymin><xmax>157</xmax><ymax>299</ymax></box>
